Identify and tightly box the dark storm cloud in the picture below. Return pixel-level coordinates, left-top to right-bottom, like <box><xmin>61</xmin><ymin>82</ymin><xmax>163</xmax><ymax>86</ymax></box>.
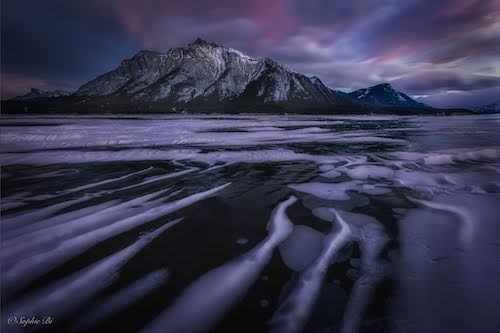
<box><xmin>357</xmin><ymin>0</ymin><xmax>500</xmax><ymax>59</ymax></box>
<box><xmin>1</xmin><ymin>0</ymin><xmax>499</xmax><ymax>107</ymax></box>
<box><xmin>1</xmin><ymin>0</ymin><xmax>137</xmax><ymax>95</ymax></box>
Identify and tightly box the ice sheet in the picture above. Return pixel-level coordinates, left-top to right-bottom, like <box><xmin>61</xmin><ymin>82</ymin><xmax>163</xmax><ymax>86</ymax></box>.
<box><xmin>1</xmin><ymin>221</ymin><xmax>177</xmax><ymax>333</ymax></box>
<box><xmin>73</xmin><ymin>269</ymin><xmax>169</xmax><ymax>332</ymax></box>
<box><xmin>289</xmin><ymin>181</ymin><xmax>390</xmax><ymax>201</ymax></box>
<box><xmin>1</xmin><ymin>184</ymin><xmax>229</xmax><ymax>298</ymax></box>
<box><xmin>1</xmin><ymin>114</ymin><xmax>500</xmax><ymax>332</ymax></box>
<box><xmin>141</xmin><ymin>196</ymin><xmax>297</xmax><ymax>333</ymax></box>
<box><xmin>270</xmin><ymin>209</ymin><xmax>351</xmax><ymax>333</ymax></box>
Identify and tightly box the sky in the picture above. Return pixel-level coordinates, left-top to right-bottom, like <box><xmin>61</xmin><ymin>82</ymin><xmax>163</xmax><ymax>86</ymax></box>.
<box><xmin>1</xmin><ymin>0</ymin><xmax>499</xmax><ymax>107</ymax></box>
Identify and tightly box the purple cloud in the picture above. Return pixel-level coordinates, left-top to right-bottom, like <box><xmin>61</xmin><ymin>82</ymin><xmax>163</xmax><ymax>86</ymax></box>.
<box><xmin>357</xmin><ymin>0</ymin><xmax>500</xmax><ymax>59</ymax></box>
<box><xmin>1</xmin><ymin>0</ymin><xmax>499</xmax><ymax>107</ymax></box>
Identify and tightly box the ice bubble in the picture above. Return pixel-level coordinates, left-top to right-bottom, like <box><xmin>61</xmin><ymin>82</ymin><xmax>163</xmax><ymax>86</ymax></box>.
<box><xmin>236</xmin><ymin>237</ymin><xmax>249</xmax><ymax>245</ymax></box>
<box><xmin>278</xmin><ymin>225</ymin><xmax>325</xmax><ymax>272</ymax></box>
<box><xmin>260</xmin><ymin>299</ymin><xmax>270</xmax><ymax>308</ymax></box>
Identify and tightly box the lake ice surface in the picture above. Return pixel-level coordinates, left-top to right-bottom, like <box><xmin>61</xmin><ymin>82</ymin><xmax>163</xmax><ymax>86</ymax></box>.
<box><xmin>1</xmin><ymin>114</ymin><xmax>500</xmax><ymax>333</ymax></box>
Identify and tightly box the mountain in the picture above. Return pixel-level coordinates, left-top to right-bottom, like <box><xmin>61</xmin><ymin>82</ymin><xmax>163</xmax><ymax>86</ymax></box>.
<box><xmin>2</xmin><ymin>38</ymin><xmax>472</xmax><ymax>115</ymax></box>
<box><xmin>474</xmin><ymin>101</ymin><xmax>500</xmax><ymax>114</ymax></box>
<box><xmin>349</xmin><ymin>83</ymin><xmax>428</xmax><ymax>109</ymax></box>
<box><xmin>74</xmin><ymin>38</ymin><xmax>355</xmax><ymax>111</ymax></box>
<box><xmin>11</xmin><ymin>88</ymin><xmax>71</xmax><ymax>101</ymax></box>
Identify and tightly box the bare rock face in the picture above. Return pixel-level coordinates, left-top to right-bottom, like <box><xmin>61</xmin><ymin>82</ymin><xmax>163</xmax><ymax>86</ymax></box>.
<box><xmin>74</xmin><ymin>38</ymin><xmax>353</xmax><ymax>109</ymax></box>
<box><xmin>75</xmin><ymin>50</ymin><xmax>178</xmax><ymax>97</ymax></box>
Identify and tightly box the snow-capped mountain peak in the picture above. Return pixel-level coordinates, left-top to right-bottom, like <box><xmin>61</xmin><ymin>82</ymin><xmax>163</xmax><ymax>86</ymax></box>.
<box><xmin>349</xmin><ymin>83</ymin><xmax>428</xmax><ymax>109</ymax></box>
<box><xmin>188</xmin><ymin>37</ymin><xmax>222</xmax><ymax>49</ymax></box>
<box><xmin>74</xmin><ymin>38</ymin><xmax>353</xmax><ymax>109</ymax></box>
<box><xmin>4</xmin><ymin>39</ymin><xmax>473</xmax><ymax>114</ymax></box>
<box><xmin>49</xmin><ymin>39</ymin><xmax>448</xmax><ymax>113</ymax></box>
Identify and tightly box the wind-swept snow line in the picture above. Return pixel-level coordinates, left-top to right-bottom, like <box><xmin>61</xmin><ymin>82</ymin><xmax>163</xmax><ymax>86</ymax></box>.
<box><xmin>408</xmin><ymin>196</ymin><xmax>474</xmax><ymax>246</ymax></box>
<box><xmin>0</xmin><ymin>168</ymin><xmax>154</xmax><ymax>214</ymax></box>
<box><xmin>15</xmin><ymin>169</ymin><xmax>79</xmax><ymax>180</ymax></box>
<box><xmin>339</xmin><ymin>217</ymin><xmax>388</xmax><ymax>333</ymax></box>
<box><xmin>72</xmin><ymin>269</ymin><xmax>169</xmax><ymax>332</ymax></box>
<box><xmin>1</xmin><ymin>189</ymin><xmax>169</xmax><ymax>262</ymax></box>
<box><xmin>107</xmin><ymin>167</ymin><xmax>199</xmax><ymax>194</ymax></box>
<box><xmin>0</xmin><ymin>167</ymin><xmax>187</xmax><ymax>215</ymax></box>
<box><xmin>1</xmin><ymin>183</ymin><xmax>229</xmax><ymax>298</ymax></box>
<box><xmin>1</xmin><ymin>199</ymin><xmax>120</xmax><ymax>242</ymax></box>
<box><xmin>141</xmin><ymin>196</ymin><xmax>297</xmax><ymax>333</ymax></box>
<box><xmin>0</xmin><ymin>195</ymin><xmax>95</xmax><ymax>232</ymax></box>
<box><xmin>198</xmin><ymin>163</ymin><xmax>233</xmax><ymax>174</ymax></box>
<box><xmin>1</xmin><ymin>192</ymin><xmax>30</xmax><ymax>211</ymax></box>
<box><xmin>56</xmin><ymin>167</ymin><xmax>155</xmax><ymax>195</ymax></box>
<box><xmin>269</xmin><ymin>209</ymin><xmax>351</xmax><ymax>333</ymax></box>
<box><xmin>1</xmin><ymin>221</ymin><xmax>179</xmax><ymax>333</ymax></box>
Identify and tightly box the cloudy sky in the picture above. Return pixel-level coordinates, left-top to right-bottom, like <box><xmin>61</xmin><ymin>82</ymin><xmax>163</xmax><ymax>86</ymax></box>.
<box><xmin>2</xmin><ymin>0</ymin><xmax>499</xmax><ymax>107</ymax></box>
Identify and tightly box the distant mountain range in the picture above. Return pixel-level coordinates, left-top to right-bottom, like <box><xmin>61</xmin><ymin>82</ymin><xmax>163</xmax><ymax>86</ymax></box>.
<box><xmin>4</xmin><ymin>38</ymin><xmax>471</xmax><ymax>115</ymax></box>
<box><xmin>474</xmin><ymin>101</ymin><xmax>500</xmax><ymax>114</ymax></box>
<box><xmin>11</xmin><ymin>88</ymin><xmax>71</xmax><ymax>101</ymax></box>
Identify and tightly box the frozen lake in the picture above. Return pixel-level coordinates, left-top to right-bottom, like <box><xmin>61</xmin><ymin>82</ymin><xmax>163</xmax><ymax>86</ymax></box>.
<box><xmin>1</xmin><ymin>114</ymin><xmax>500</xmax><ymax>332</ymax></box>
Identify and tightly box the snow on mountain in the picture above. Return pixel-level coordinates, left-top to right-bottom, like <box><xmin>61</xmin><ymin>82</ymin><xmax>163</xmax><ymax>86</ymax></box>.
<box><xmin>349</xmin><ymin>83</ymin><xmax>428</xmax><ymax>109</ymax></box>
<box><xmin>11</xmin><ymin>88</ymin><xmax>71</xmax><ymax>101</ymax></box>
<box><xmin>74</xmin><ymin>38</ymin><xmax>352</xmax><ymax>108</ymax></box>
<box><xmin>474</xmin><ymin>101</ymin><xmax>500</xmax><ymax>114</ymax></box>
<box><xmin>10</xmin><ymin>39</ymin><xmax>445</xmax><ymax>114</ymax></box>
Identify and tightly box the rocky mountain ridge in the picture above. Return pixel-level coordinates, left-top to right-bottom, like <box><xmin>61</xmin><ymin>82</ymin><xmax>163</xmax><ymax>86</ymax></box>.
<box><xmin>11</xmin><ymin>88</ymin><xmax>71</xmax><ymax>101</ymax></box>
<box><xmin>6</xmin><ymin>38</ymin><xmax>472</xmax><ymax>115</ymax></box>
<box><xmin>72</xmin><ymin>38</ymin><xmax>352</xmax><ymax>109</ymax></box>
